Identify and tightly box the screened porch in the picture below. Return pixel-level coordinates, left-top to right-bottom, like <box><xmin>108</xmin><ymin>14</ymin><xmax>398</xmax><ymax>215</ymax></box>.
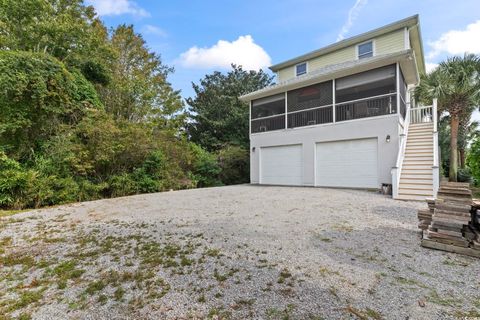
<box><xmin>250</xmin><ymin>64</ymin><xmax>408</xmax><ymax>134</ymax></box>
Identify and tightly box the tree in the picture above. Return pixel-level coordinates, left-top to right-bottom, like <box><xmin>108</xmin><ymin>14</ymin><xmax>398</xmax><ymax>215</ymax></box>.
<box><xmin>415</xmin><ymin>54</ymin><xmax>480</xmax><ymax>181</ymax></box>
<box><xmin>186</xmin><ymin>65</ymin><xmax>274</xmax><ymax>151</ymax></box>
<box><xmin>98</xmin><ymin>25</ymin><xmax>184</xmax><ymax>127</ymax></box>
<box><xmin>0</xmin><ymin>51</ymin><xmax>101</xmax><ymax>160</ymax></box>
<box><xmin>0</xmin><ymin>0</ymin><xmax>114</xmax><ymax>84</ymax></box>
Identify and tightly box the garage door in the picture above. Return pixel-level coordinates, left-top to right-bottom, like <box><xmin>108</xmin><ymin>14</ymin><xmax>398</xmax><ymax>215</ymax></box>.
<box><xmin>315</xmin><ymin>138</ymin><xmax>378</xmax><ymax>188</ymax></box>
<box><xmin>260</xmin><ymin>144</ymin><xmax>303</xmax><ymax>185</ymax></box>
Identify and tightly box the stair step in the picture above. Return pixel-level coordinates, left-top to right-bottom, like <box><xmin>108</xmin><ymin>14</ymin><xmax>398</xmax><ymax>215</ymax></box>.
<box><xmin>404</xmin><ymin>159</ymin><xmax>433</xmax><ymax>163</ymax></box>
<box><xmin>403</xmin><ymin>163</ymin><xmax>433</xmax><ymax>167</ymax></box>
<box><xmin>410</xmin><ymin>123</ymin><xmax>433</xmax><ymax>127</ymax></box>
<box><xmin>396</xmin><ymin>194</ymin><xmax>432</xmax><ymax>201</ymax></box>
<box><xmin>403</xmin><ymin>161</ymin><xmax>433</xmax><ymax>166</ymax></box>
<box><xmin>405</xmin><ymin>150</ymin><xmax>433</xmax><ymax>155</ymax></box>
<box><xmin>408</xmin><ymin>129</ymin><xmax>433</xmax><ymax>134</ymax></box>
<box><xmin>400</xmin><ymin>178</ymin><xmax>433</xmax><ymax>185</ymax></box>
<box><xmin>407</xmin><ymin>142</ymin><xmax>433</xmax><ymax>147</ymax></box>
<box><xmin>408</xmin><ymin>137</ymin><xmax>433</xmax><ymax>141</ymax></box>
<box><xmin>398</xmin><ymin>188</ymin><xmax>434</xmax><ymax>196</ymax></box>
<box><xmin>399</xmin><ymin>183</ymin><xmax>433</xmax><ymax>190</ymax></box>
<box><xmin>406</xmin><ymin>143</ymin><xmax>433</xmax><ymax>149</ymax></box>
<box><xmin>401</xmin><ymin>174</ymin><xmax>433</xmax><ymax>179</ymax></box>
<box><xmin>402</xmin><ymin>169</ymin><xmax>432</xmax><ymax>177</ymax></box>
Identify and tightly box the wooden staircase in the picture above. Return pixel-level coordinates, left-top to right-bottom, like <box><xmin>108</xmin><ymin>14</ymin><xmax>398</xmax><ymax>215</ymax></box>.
<box><xmin>397</xmin><ymin>122</ymin><xmax>435</xmax><ymax>200</ymax></box>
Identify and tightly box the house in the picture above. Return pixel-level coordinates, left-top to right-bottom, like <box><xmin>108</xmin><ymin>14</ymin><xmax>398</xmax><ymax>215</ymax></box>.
<box><xmin>239</xmin><ymin>15</ymin><xmax>439</xmax><ymax>201</ymax></box>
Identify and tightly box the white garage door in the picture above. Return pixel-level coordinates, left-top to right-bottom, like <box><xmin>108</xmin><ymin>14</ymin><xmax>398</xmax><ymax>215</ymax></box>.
<box><xmin>315</xmin><ymin>138</ymin><xmax>378</xmax><ymax>188</ymax></box>
<box><xmin>260</xmin><ymin>144</ymin><xmax>303</xmax><ymax>185</ymax></box>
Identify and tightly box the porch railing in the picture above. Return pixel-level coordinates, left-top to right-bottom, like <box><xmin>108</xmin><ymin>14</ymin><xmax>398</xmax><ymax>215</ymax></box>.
<box><xmin>251</xmin><ymin>114</ymin><xmax>285</xmax><ymax>133</ymax></box>
<box><xmin>335</xmin><ymin>93</ymin><xmax>397</xmax><ymax>122</ymax></box>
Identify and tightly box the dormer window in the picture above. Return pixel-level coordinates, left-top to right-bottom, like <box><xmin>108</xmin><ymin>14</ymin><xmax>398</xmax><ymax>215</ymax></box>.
<box><xmin>295</xmin><ymin>62</ymin><xmax>307</xmax><ymax>76</ymax></box>
<box><xmin>358</xmin><ymin>41</ymin><xmax>373</xmax><ymax>59</ymax></box>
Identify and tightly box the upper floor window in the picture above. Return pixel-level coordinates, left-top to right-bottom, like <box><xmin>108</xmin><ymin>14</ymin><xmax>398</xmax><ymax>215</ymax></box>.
<box><xmin>358</xmin><ymin>41</ymin><xmax>373</xmax><ymax>59</ymax></box>
<box><xmin>295</xmin><ymin>62</ymin><xmax>307</xmax><ymax>76</ymax></box>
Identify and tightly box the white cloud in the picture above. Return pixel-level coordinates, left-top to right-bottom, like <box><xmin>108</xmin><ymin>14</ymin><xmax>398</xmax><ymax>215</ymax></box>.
<box><xmin>428</xmin><ymin>20</ymin><xmax>480</xmax><ymax>59</ymax></box>
<box><xmin>85</xmin><ymin>0</ymin><xmax>149</xmax><ymax>17</ymax></box>
<box><xmin>142</xmin><ymin>25</ymin><xmax>168</xmax><ymax>38</ymax></box>
<box><xmin>337</xmin><ymin>0</ymin><xmax>368</xmax><ymax>41</ymax></box>
<box><xmin>177</xmin><ymin>35</ymin><xmax>271</xmax><ymax>70</ymax></box>
<box><xmin>425</xmin><ymin>62</ymin><xmax>439</xmax><ymax>73</ymax></box>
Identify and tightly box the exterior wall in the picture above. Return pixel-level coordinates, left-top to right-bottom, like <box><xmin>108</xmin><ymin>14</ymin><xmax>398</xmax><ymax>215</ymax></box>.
<box><xmin>277</xmin><ymin>29</ymin><xmax>406</xmax><ymax>82</ymax></box>
<box><xmin>250</xmin><ymin>115</ymin><xmax>400</xmax><ymax>188</ymax></box>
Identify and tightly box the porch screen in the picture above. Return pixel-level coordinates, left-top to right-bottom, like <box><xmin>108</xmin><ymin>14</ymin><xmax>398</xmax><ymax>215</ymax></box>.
<box><xmin>335</xmin><ymin>65</ymin><xmax>396</xmax><ymax>103</ymax></box>
<box><xmin>287</xmin><ymin>81</ymin><xmax>333</xmax><ymax>112</ymax></box>
<box><xmin>251</xmin><ymin>93</ymin><xmax>285</xmax><ymax>119</ymax></box>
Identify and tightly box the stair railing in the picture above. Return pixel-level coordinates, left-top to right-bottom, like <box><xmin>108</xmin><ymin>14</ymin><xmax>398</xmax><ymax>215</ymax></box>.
<box><xmin>432</xmin><ymin>98</ymin><xmax>439</xmax><ymax>197</ymax></box>
<box><xmin>391</xmin><ymin>100</ymin><xmax>411</xmax><ymax>198</ymax></box>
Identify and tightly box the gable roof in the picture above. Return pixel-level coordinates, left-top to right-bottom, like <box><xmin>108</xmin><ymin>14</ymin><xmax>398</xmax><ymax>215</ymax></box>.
<box><xmin>269</xmin><ymin>15</ymin><xmax>425</xmax><ymax>74</ymax></box>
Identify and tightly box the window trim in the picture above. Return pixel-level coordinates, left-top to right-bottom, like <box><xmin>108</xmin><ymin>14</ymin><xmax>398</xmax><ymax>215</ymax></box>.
<box><xmin>356</xmin><ymin>40</ymin><xmax>375</xmax><ymax>60</ymax></box>
<box><xmin>295</xmin><ymin>62</ymin><xmax>308</xmax><ymax>77</ymax></box>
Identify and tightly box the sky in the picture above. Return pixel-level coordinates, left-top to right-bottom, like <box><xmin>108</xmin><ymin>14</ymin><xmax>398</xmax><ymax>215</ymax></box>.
<box><xmin>86</xmin><ymin>0</ymin><xmax>480</xmax><ymax>118</ymax></box>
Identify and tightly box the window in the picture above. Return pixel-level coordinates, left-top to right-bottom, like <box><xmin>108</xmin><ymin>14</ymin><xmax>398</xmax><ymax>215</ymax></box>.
<box><xmin>295</xmin><ymin>62</ymin><xmax>307</xmax><ymax>76</ymax></box>
<box><xmin>358</xmin><ymin>41</ymin><xmax>373</xmax><ymax>59</ymax></box>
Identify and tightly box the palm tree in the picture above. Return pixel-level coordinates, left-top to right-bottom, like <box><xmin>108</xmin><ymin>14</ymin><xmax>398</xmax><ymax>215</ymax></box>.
<box><xmin>415</xmin><ymin>54</ymin><xmax>480</xmax><ymax>181</ymax></box>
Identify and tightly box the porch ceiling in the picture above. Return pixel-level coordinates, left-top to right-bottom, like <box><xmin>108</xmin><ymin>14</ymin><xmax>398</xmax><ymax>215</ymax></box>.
<box><xmin>239</xmin><ymin>50</ymin><xmax>418</xmax><ymax>102</ymax></box>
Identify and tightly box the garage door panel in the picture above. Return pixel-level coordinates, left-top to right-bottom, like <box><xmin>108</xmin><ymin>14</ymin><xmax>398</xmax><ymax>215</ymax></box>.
<box><xmin>261</xmin><ymin>145</ymin><xmax>303</xmax><ymax>186</ymax></box>
<box><xmin>316</xmin><ymin>138</ymin><xmax>378</xmax><ymax>188</ymax></box>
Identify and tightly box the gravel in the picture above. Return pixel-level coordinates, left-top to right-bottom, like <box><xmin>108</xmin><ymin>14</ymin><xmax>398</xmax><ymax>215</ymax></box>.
<box><xmin>1</xmin><ymin>185</ymin><xmax>479</xmax><ymax>319</ymax></box>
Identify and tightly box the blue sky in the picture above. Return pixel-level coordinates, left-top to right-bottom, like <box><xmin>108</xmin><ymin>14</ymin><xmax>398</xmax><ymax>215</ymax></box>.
<box><xmin>87</xmin><ymin>0</ymin><xmax>480</xmax><ymax>104</ymax></box>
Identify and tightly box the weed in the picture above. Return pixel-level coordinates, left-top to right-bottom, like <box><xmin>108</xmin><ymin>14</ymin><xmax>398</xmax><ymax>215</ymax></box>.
<box><xmin>114</xmin><ymin>287</ymin><xmax>125</xmax><ymax>301</ymax></box>
<box><xmin>85</xmin><ymin>280</ymin><xmax>105</xmax><ymax>295</ymax></box>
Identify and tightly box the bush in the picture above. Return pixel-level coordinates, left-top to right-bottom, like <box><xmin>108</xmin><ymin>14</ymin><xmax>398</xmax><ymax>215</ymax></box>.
<box><xmin>189</xmin><ymin>144</ymin><xmax>222</xmax><ymax>187</ymax></box>
<box><xmin>217</xmin><ymin>145</ymin><xmax>249</xmax><ymax>185</ymax></box>
<box><xmin>0</xmin><ymin>152</ymin><xmax>36</xmax><ymax>209</ymax></box>
<box><xmin>457</xmin><ymin>168</ymin><xmax>472</xmax><ymax>183</ymax></box>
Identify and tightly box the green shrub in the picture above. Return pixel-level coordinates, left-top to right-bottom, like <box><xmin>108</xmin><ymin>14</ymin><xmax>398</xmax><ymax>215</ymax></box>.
<box><xmin>189</xmin><ymin>144</ymin><xmax>222</xmax><ymax>187</ymax></box>
<box><xmin>107</xmin><ymin>173</ymin><xmax>138</xmax><ymax>198</ymax></box>
<box><xmin>217</xmin><ymin>145</ymin><xmax>249</xmax><ymax>185</ymax></box>
<box><xmin>457</xmin><ymin>168</ymin><xmax>472</xmax><ymax>183</ymax></box>
<box><xmin>0</xmin><ymin>152</ymin><xmax>37</xmax><ymax>209</ymax></box>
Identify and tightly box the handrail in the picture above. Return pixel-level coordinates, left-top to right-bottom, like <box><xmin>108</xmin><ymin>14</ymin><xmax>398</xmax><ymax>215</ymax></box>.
<box><xmin>392</xmin><ymin>99</ymin><xmax>411</xmax><ymax>198</ymax></box>
<box><xmin>432</xmin><ymin>98</ymin><xmax>439</xmax><ymax>197</ymax></box>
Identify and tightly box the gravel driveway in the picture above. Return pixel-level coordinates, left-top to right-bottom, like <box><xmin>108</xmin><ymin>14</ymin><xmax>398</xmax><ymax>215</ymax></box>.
<box><xmin>1</xmin><ymin>185</ymin><xmax>479</xmax><ymax>319</ymax></box>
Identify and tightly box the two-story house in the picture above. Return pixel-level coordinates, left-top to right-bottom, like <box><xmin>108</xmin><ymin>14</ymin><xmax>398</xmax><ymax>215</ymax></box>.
<box><xmin>240</xmin><ymin>15</ymin><xmax>439</xmax><ymax>201</ymax></box>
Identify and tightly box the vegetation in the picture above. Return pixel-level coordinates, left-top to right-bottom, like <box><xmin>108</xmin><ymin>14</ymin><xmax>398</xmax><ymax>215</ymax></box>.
<box><xmin>415</xmin><ymin>54</ymin><xmax>480</xmax><ymax>181</ymax></box>
<box><xmin>0</xmin><ymin>0</ymin><xmax>271</xmax><ymax>209</ymax></box>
